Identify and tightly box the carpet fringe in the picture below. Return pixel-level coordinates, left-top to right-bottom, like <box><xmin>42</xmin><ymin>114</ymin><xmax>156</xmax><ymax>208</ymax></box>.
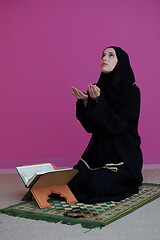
<box><xmin>0</xmin><ymin>208</ymin><xmax>104</xmax><ymax>229</ymax></box>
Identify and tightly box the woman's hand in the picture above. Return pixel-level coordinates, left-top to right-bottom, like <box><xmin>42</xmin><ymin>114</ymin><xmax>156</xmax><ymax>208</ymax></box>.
<box><xmin>71</xmin><ymin>86</ymin><xmax>88</xmax><ymax>100</ymax></box>
<box><xmin>88</xmin><ymin>84</ymin><xmax>100</xmax><ymax>102</ymax></box>
<box><xmin>71</xmin><ymin>86</ymin><xmax>88</xmax><ymax>106</ymax></box>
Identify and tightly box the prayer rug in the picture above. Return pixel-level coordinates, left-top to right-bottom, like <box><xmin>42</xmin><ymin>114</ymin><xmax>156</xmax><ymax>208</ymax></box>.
<box><xmin>0</xmin><ymin>183</ymin><xmax>160</xmax><ymax>229</ymax></box>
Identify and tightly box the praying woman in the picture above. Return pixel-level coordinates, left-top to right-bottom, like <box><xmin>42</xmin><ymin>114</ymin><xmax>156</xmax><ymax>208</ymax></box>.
<box><xmin>68</xmin><ymin>46</ymin><xmax>143</xmax><ymax>204</ymax></box>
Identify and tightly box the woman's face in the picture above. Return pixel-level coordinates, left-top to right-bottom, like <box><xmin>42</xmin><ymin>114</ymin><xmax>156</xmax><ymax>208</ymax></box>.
<box><xmin>101</xmin><ymin>48</ymin><xmax>118</xmax><ymax>74</ymax></box>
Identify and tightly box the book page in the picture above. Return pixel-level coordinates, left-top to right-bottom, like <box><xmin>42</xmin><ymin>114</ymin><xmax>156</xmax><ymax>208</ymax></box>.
<box><xmin>16</xmin><ymin>163</ymin><xmax>55</xmax><ymax>186</ymax></box>
<box><xmin>27</xmin><ymin>167</ymin><xmax>74</xmax><ymax>188</ymax></box>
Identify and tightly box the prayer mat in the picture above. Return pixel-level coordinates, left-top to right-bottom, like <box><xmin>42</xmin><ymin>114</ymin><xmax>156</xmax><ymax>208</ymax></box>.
<box><xmin>0</xmin><ymin>183</ymin><xmax>160</xmax><ymax>229</ymax></box>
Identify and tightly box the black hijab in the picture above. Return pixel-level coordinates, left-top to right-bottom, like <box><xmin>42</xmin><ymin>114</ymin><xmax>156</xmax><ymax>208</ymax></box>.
<box><xmin>97</xmin><ymin>46</ymin><xmax>138</xmax><ymax>120</ymax></box>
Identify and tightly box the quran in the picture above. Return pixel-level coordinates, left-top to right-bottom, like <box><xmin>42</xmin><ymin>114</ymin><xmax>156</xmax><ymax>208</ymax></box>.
<box><xmin>16</xmin><ymin>163</ymin><xmax>73</xmax><ymax>188</ymax></box>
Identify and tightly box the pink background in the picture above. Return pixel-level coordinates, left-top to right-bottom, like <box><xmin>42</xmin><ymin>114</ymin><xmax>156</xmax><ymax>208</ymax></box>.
<box><xmin>0</xmin><ymin>0</ymin><xmax>160</xmax><ymax>168</ymax></box>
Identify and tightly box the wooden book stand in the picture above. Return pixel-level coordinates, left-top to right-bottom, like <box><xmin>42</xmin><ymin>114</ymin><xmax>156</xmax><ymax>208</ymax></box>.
<box><xmin>22</xmin><ymin>164</ymin><xmax>78</xmax><ymax>208</ymax></box>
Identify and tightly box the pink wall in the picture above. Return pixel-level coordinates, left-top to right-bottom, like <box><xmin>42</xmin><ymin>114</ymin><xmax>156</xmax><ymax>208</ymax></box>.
<box><xmin>0</xmin><ymin>0</ymin><xmax>160</xmax><ymax>168</ymax></box>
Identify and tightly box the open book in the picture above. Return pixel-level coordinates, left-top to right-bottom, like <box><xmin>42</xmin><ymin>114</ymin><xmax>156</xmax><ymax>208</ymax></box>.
<box><xmin>16</xmin><ymin>163</ymin><xmax>73</xmax><ymax>188</ymax></box>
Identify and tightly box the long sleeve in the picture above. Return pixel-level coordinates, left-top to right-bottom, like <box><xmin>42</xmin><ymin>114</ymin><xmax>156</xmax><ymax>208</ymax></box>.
<box><xmin>86</xmin><ymin>86</ymin><xmax>140</xmax><ymax>134</ymax></box>
<box><xmin>76</xmin><ymin>99</ymin><xmax>97</xmax><ymax>133</ymax></box>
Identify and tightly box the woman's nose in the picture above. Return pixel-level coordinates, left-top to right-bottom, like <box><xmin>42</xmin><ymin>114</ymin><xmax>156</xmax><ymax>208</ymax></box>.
<box><xmin>102</xmin><ymin>57</ymin><xmax>107</xmax><ymax>62</ymax></box>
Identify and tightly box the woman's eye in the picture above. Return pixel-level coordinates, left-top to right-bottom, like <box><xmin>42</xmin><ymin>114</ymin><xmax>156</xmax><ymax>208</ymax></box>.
<box><xmin>109</xmin><ymin>54</ymin><xmax>114</xmax><ymax>57</ymax></box>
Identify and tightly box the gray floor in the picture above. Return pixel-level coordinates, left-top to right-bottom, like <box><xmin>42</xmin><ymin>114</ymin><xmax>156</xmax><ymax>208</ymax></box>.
<box><xmin>0</xmin><ymin>168</ymin><xmax>160</xmax><ymax>240</ymax></box>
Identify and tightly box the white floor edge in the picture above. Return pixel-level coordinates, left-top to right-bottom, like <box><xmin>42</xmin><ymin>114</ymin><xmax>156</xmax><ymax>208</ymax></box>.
<box><xmin>0</xmin><ymin>164</ymin><xmax>160</xmax><ymax>174</ymax></box>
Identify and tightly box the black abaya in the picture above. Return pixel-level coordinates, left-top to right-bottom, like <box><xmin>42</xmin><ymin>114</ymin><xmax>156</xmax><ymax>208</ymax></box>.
<box><xmin>68</xmin><ymin>46</ymin><xmax>143</xmax><ymax>203</ymax></box>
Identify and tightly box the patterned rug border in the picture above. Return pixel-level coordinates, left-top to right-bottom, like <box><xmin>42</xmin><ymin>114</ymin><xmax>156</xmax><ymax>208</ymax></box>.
<box><xmin>103</xmin><ymin>184</ymin><xmax>160</xmax><ymax>225</ymax></box>
<box><xmin>0</xmin><ymin>183</ymin><xmax>160</xmax><ymax>229</ymax></box>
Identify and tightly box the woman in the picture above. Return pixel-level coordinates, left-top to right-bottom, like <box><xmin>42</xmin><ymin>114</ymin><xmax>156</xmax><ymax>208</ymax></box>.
<box><xmin>69</xmin><ymin>46</ymin><xmax>143</xmax><ymax>204</ymax></box>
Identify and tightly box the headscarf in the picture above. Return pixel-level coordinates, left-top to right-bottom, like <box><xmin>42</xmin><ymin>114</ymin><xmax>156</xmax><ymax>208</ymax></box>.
<box><xmin>96</xmin><ymin>46</ymin><xmax>139</xmax><ymax>120</ymax></box>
